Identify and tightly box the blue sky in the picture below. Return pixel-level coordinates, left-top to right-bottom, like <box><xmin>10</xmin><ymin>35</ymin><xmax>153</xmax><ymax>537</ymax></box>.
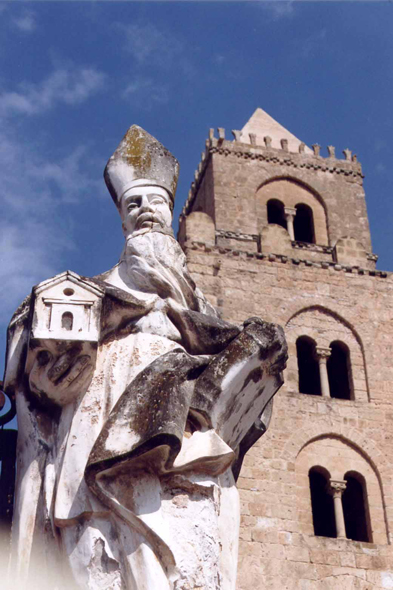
<box><xmin>1</xmin><ymin>1</ymin><xmax>393</xmax><ymax>380</ymax></box>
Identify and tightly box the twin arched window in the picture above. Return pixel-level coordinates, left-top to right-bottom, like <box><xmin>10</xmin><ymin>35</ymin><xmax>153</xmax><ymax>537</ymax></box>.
<box><xmin>267</xmin><ymin>199</ymin><xmax>315</xmax><ymax>243</ymax></box>
<box><xmin>309</xmin><ymin>467</ymin><xmax>372</xmax><ymax>542</ymax></box>
<box><xmin>296</xmin><ymin>336</ymin><xmax>353</xmax><ymax>399</ymax></box>
<box><xmin>267</xmin><ymin>199</ymin><xmax>286</xmax><ymax>229</ymax></box>
<box><xmin>342</xmin><ymin>471</ymin><xmax>372</xmax><ymax>542</ymax></box>
<box><xmin>309</xmin><ymin>467</ymin><xmax>336</xmax><ymax>538</ymax></box>
<box><xmin>296</xmin><ymin>336</ymin><xmax>321</xmax><ymax>396</ymax></box>
<box><xmin>293</xmin><ymin>203</ymin><xmax>315</xmax><ymax>243</ymax></box>
<box><xmin>327</xmin><ymin>341</ymin><xmax>352</xmax><ymax>400</ymax></box>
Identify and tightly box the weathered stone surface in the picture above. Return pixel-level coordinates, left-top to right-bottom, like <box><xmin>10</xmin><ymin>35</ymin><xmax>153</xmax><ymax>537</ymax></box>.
<box><xmin>4</xmin><ymin>125</ymin><xmax>287</xmax><ymax>589</ymax></box>
<box><xmin>179</xmin><ymin>109</ymin><xmax>393</xmax><ymax>589</ymax></box>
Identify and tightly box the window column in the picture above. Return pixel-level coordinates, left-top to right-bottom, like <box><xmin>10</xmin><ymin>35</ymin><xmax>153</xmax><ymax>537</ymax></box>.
<box><xmin>315</xmin><ymin>346</ymin><xmax>332</xmax><ymax>398</ymax></box>
<box><xmin>328</xmin><ymin>479</ymin><xmax>347</xmax><ymax>538</ymax></box>
<box><xmin>284</xmin><ymin>207</ymin><xmax>296</xmax><ymax>240</ymax></box>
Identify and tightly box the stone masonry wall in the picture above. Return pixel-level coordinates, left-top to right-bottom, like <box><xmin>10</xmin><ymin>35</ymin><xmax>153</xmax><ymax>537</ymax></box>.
<box><xmin>179</xmin><ymin>129</ymin><xmax>390</xmax><ymax>588</ymax></box>
<box><xmin>210</xmin><ymin>147</ymin><xmax>371</xmax><ymax>251</ymax></box>
<box><xmin>181</xmin><ymin>137</ymin><xmax>374</xmax><ymax>259</ymax></box>
<box><xmin>182</xmin><ymin>241</ymin><xmax>393</xmax><ymax>590</ymax></box>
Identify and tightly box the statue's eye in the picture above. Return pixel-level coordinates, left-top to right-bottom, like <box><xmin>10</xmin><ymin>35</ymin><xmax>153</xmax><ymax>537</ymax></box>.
<box><xmin>127</xmin><ymin>202</ymin><xmax>138</xmax><ymax>210</ymax></box>
<box><xmin>151</xmin><ymin>196</ymin><xmax>165</xmax><ymax>205</ymax></box>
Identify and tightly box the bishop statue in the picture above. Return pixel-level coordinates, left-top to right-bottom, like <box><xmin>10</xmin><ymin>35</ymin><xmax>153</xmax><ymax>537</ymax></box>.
<box><xmin>4</xmin><ymin>125</ymin><xmax>287</xmax><ymax>589</ymax></box>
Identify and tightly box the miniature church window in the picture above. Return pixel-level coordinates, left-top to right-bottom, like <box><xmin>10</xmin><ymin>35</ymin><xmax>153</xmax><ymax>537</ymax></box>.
<box><xmin>309</xmin><ymin>467</ymin><xmax>337</xmax><ymax>538</ymax></box>
<box><xmin>343</xmin><ymin>471</ymin><xmax>372</xmax><ymax>542</ymax></box>
<box><xmin>267</xmin><ymin>199</ymin><xmax>286</xmax><ymax>229</ymax></box>
<box><xmin>294</xmin><ymin>203</ymin><xmax>315</xmax><ymax>244</ymax></box>
<box><xmin>327</xmin><ymin>341</ymin><xmax>353</xmax><ymax>400</ymax></box>
<box><xmin>296</xmin><ymin>336</ymin><xmax>321</xmax><ymax>396</ymax></box>
<box><xmin>61</xmin><ymin>311</ymin><xmax>74</xmax><ymax>331</ymax></box>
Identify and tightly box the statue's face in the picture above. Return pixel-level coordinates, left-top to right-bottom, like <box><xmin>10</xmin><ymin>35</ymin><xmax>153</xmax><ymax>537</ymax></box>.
<box><xmin>120</xmin><ymin>185</ymin><xmax>172</xmax><ymax>236</ymax></box>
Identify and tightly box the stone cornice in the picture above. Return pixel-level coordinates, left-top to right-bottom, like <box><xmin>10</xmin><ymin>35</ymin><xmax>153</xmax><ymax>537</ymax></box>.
<box><xmin>216</xmin><ymin>229</ymin><xmax>259</xmax><ymax>242</ymax></box>
<box><xmin>292</xmin><ymin>241</ymin><xmax>334</xmax><ymax>255</ymax></box>
<box><xmin>180</xmin><ymin>133</ymin><xmax>363</xmax><ymax>219</ymax></box>
<box><xmin>183</xmin><ymin>241</ymin><xmax>388</xmax><ymax>279</ymax></box>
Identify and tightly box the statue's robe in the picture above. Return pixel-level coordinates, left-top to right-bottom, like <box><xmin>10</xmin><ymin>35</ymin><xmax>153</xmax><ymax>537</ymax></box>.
<box><xmin>5</xmin><ymin>245</ymin><xmax>285</xmax><ymax>590</ymax></box>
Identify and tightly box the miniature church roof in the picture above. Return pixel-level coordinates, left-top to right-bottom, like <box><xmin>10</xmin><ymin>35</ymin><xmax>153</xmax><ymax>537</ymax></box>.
<box><xmin>241</xmin><ymin>108</ymin><xmax>313</xmax><ymax>154</ymax></box>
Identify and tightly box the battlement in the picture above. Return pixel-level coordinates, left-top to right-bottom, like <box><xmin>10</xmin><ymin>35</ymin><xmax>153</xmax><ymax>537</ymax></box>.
<box><xmin>181</xmin><ymin>127</ymin><xmax>363</xmax><ymax>220</ymax></box>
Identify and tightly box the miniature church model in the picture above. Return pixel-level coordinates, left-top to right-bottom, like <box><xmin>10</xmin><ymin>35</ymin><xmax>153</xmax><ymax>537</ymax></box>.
<box><xmin>31</xmin><ymin>270</ymin><xmax>104</xmax><ymax>343</ymax></box>
<box><xmin>179</xmin><ymin>108</ymin><xmax>393</xmax><ymax>589</ymax></box>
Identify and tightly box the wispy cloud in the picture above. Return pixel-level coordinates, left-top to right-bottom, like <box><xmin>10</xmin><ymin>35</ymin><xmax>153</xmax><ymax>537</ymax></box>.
<box><xmin>116</xmin><ymin>21</ymin><xmax>195</xmax><ymax>80</ymax></box>
<box><xmin>0</xmin><ymin>130</ymin><xmax>102</xmax><ymax>323</ymax></box>
<box><xmin>0</xmin><ymin>60</ymin><xmax>107</xmax><ymax>323</ymax></box>
<box><xmin>376</xmin><ymin>163</ymin><xmax>386</xmax><ymax>174</ymax></box>
<box><xmin>213</xmin><ymin>54</ymin><xmax>226</xmax><ymax>66</ymax></box>
<box><xmin>12</xmin><ymin>10</ymin><xmax>37</xmax><ymax>33</ymax></box>
<box><xmin>374</xmin><ymin>139</ymin><xmax>386</xmax><ymax>153</ymax></box>
<box><xmin>117</xmin><ymin>21</ymin><xmax>195</xmax><ymax>103</ymax></box>
<box><xmin>122</xmin><ymin>78</ymin><xmax>170</xmax><ymax>109</ymax></box>
<box><xmin>0</xmin><ymin>66</ymin><xmax>106</xmax><ymax>117</ymax></box>
<box><xmin>0</xmin><ymin>219</ymin><xmax>70</xmax><ymax>325</ymax></box>
<box><xmin>299</xmin><ymin>28</ymin><xmax>327</xmax><ymax>59</ymax></box>
<box><xmin>257</xmin><ymin>1</ymin><xmax>296</xmax><ymax>21</ymax></box>
<box><xmin>118</xmin><ymin>22</ymin><xmax>183</xmax><ymax>67</ymax></box>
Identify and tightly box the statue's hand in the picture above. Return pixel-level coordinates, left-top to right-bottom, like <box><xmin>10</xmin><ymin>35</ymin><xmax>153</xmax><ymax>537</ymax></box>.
<box><xmin>29</xmin><ymin>343</ymin><xmax>94</xmax><ymax>406</ymax></box>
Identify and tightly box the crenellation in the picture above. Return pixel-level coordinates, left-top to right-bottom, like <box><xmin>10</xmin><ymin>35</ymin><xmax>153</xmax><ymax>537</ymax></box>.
<box><xmin>281</xmin><ymin>138</ymin><xmax>289</xmax><ymax>152</ymax></box>
<box><xmin>217</xmin><ymin>126</ymin><xmax>225</xmax><ymax>142</ymax></box>
<box><xmin>327</xmin><ymin>145</ymin><xmax>335</xmax><ymax>158</ymax></box>
<box><xmin>232</xmin><ymin>129</ymin><xmax>242</xmax><ymax>141</ymax></box>
<box><xmin>312</xmin><ymin>143</ymin><xmax>321</xmax><ymax>156</ymax></box>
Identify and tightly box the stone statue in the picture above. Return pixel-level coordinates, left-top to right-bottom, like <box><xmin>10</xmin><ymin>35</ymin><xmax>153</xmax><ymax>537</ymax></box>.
<box><xmin>4</xmin><ymin>126</ymin><xmax>287</xmax><ymax>590</ymax></box>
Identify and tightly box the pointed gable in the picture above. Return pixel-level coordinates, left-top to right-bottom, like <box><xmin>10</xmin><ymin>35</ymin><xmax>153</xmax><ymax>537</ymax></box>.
<box><xmin>241</xmin><ymin>108</ymin><xmax>312</xmax><ymax>154</ymax></box>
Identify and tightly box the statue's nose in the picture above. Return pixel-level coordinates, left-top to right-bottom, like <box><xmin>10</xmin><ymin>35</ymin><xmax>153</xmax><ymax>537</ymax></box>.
<box><xmin>140</xmin><ymin>196</ymin><xmax>154</xmax><ymax>212</ymax></box>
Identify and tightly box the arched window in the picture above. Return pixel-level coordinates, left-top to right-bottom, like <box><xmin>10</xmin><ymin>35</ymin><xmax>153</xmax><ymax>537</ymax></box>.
<box><xmin>327</xmin><ymin>341</ymin><xmax>353</xmax><ymax>400</ymax></box>
<box><xmin>343</xmin><ymin>471</ymin><xmax>372</xmax><ymax>542</ymax></box>
<box><xmin>309</xmin><ymin>467</ymin><xmax>336</xmax><ymax>538</ymax></box>
<box><xmin>294</xmin><ymin>203</ymin><xmax>315</xmax><ymax>243</ymax></box>
<box><xmin>61</xmin><ymin>312</ymin><xmax>73</xmax><ymax>331</ymax></box>
<box><xmin>267</xmin><ymin>199</ymin><xmax>286</xmax><ymax>229</ymax></box>
<box><xmin>296</xmin><ymin>336</ymin><xmax>321</xmax><ymax>395</ymax></box>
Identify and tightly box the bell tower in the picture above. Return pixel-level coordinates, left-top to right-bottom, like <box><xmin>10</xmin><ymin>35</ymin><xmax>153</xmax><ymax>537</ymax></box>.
<box><xmin>179</xmin><ymin>107</ymin><xmax>376</xmax><ymax>272</ymax></box>
<box><xmin>179</xmin><ymin>108</ymin><xmax>392</xmax><ymax>590</ymax></box>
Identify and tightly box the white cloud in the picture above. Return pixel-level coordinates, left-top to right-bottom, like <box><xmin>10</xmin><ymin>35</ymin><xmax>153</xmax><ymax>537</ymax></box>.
<box><xmin>0</xmin><ymin>66</ymin><xmax>106</xmax><ymax>117</ymax></box>
<box><xmin>0</xmin><ymin>120</ymin><xmax>103</xmax><ymax>325</ymax></box>
<box><xmin>299</xmin><ymin>28</ymin><xmax>327</xmax><ymax>59</ymax></box>
<box><xmin>374</xmin><ymin>139</ymin><xmax>386</xmax><ymax>153</ymax></box>
<box><xmin>376</xmin><ymin>163</ymin><xmax>386</xmax><ymax>174</ymax></box>
<box><xmin>30</xmin><ymin>145</ymin><xmax>103</xmax><ymax>203</ymax></box>
<box><xmin>0</xmin><ymin>62</ymin><xmax>107</xmax><ymax>325</ymax></box>
<box><xmin>118</xmin><ymin>22</ymin><xmax>182</xmax><ymax>66</ymax></box>
<box><xmin>257</xmin><ymin>1</ymin><xmax>295</xmax><ymax>21</ymax></box>
<box><xmin>122</xmin><ymin>78</ymin><xmax>170</xmax><ymax>108</ymax></box>
<box><xmin>213</xmin><ymin>54</ymin><xmax>226</xmax><ymax>65</ymax></box>
<box><xmin>0</xmin><ymin>221</ymin><xmax>69</xmax><ymax>325</ymax></box>
<box><xmin>116</xmin><ymin>21</ymin><xmax>195</xmax><ymax>80</ymax></box>
<box><xmin>13</xmin><ymin>11</ymin><xmax>37</xmax><ymax>32</ymax></box>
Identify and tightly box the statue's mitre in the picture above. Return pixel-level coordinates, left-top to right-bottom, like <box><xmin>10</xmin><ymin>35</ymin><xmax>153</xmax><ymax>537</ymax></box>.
<box><xmin>104</xmin><ymin>125</ymin><xmax>179</xmax><ymax>206</ymax></box>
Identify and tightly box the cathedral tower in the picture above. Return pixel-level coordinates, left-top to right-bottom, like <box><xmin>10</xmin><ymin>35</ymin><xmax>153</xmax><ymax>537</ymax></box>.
<box><xmin>179</xmin><ymin>108</ymin><xmax>393</xmax><ymax>589</ymax></box>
